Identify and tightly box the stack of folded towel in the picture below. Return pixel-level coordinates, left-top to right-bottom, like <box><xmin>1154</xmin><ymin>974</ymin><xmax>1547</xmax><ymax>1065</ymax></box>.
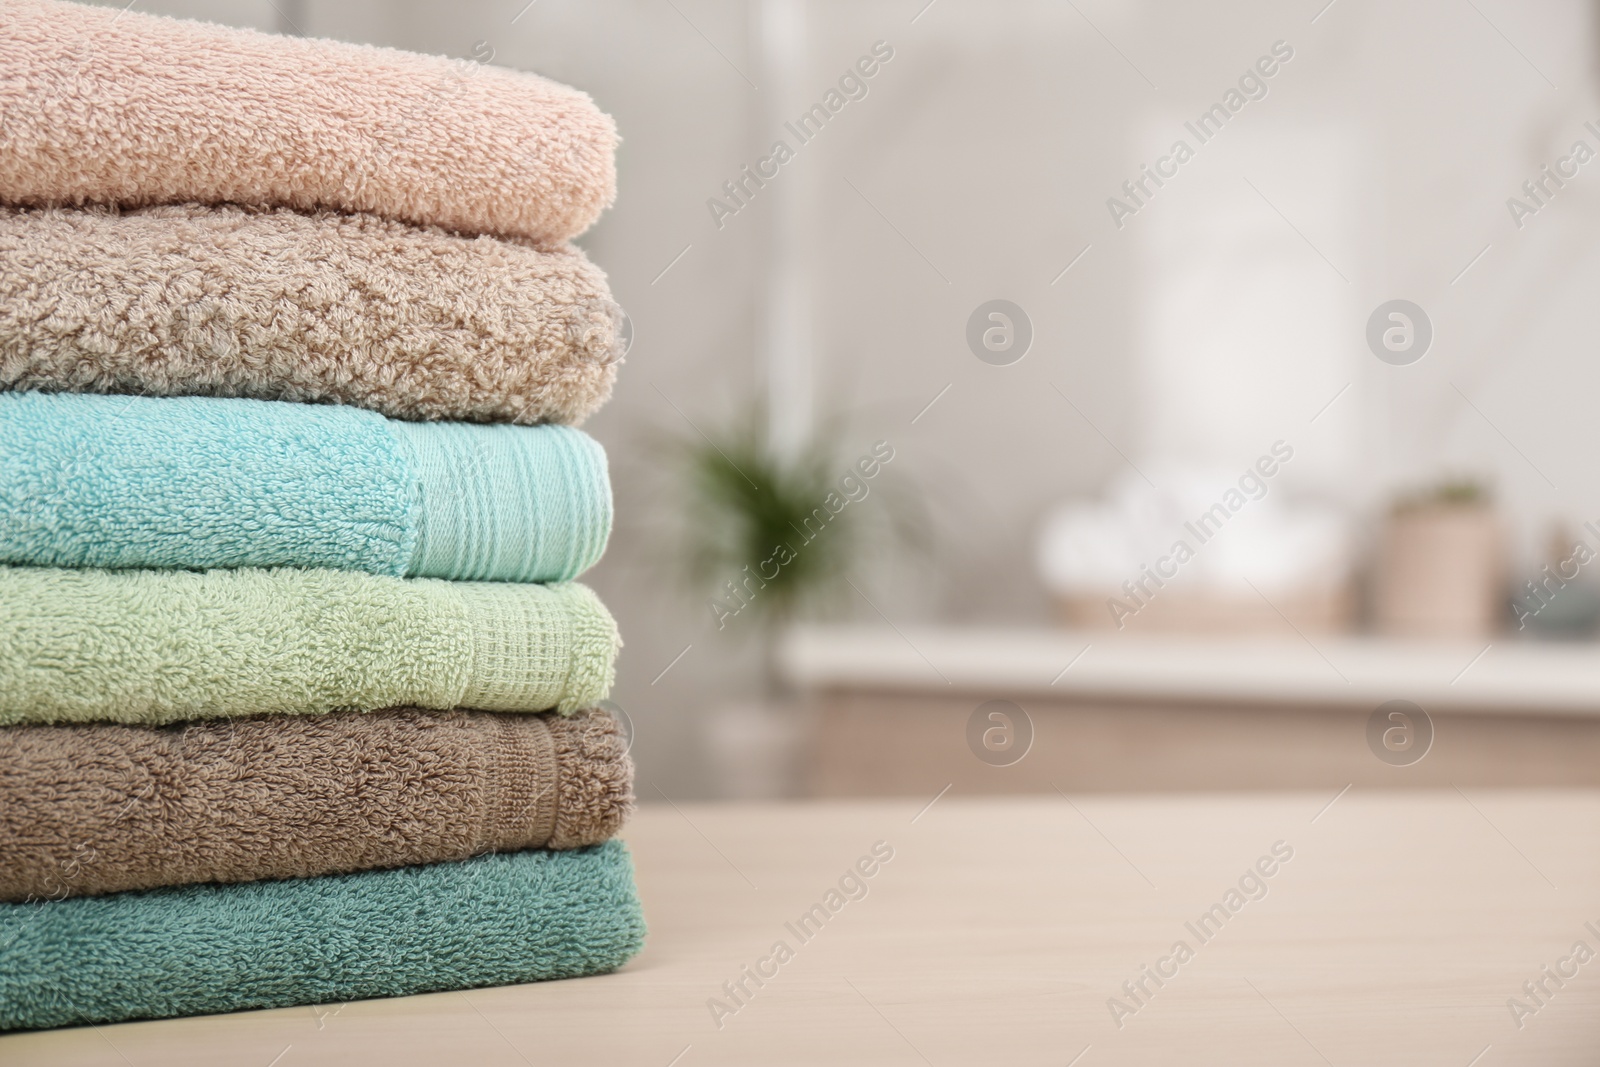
<box><xmin>0</xmin><ymin>0</ymin><xmax>643</xmax><ymax>1031</ymax></box>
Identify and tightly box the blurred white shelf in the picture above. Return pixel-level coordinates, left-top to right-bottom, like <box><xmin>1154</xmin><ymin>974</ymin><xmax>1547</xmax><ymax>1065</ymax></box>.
<box><xmin>780</xmin><ymin>624</ymin><xmax>1600</xmax><ymax>715</ymax></box>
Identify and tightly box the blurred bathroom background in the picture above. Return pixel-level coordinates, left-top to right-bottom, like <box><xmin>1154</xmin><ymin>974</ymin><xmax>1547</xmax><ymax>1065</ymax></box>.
<box><xmin>93</xmin><ymin>0</ymin><xmax>1600</xmax><ymax>797</ymax></box>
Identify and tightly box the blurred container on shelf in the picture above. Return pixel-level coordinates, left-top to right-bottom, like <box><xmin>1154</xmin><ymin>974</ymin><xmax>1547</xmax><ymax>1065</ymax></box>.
<box><xmin>1373</xmin><ymin>480</ymin><xmax>1503</xmax><ymax>639</ymax></box>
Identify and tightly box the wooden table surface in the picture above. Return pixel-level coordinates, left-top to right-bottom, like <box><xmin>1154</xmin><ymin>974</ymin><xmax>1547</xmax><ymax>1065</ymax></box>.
<box><xmin>6</xmin><ymin>791</ymin><xmax>1600</xmax><ymax>1065</ymax></box>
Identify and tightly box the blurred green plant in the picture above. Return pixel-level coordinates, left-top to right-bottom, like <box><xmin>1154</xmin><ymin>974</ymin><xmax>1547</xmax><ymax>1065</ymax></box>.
<box><xmin>1393</xmin><ymin>477</ymin><xmax>1490</xmax><ymax>513</ymax></box>
<box><xmin>675</xmin><ymin>402</ymin><xmax>924</xmax><ymax>694</ymax></box>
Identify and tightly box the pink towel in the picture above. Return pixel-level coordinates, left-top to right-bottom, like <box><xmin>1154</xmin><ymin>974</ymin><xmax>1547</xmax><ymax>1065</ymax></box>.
<box><xmin>0</xmin><ymin>0</ymin><xmax>618</xmax><ymax>243</ymax></box>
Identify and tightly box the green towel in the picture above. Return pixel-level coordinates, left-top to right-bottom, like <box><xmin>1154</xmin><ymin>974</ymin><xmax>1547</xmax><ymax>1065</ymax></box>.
<box><xmin>0</xmin><ymin>392</ymin><xmax>614</xmax><ymax>582</ymax></box>
<box><xmin>0</xmin><ymin>566</ymin><xmax>619</xmax><ymax>725</ymax></box>
<box><xmin>0</xmin><ymin>842</ymin><xmax>646</xmax><ymax>1031</ymax></box>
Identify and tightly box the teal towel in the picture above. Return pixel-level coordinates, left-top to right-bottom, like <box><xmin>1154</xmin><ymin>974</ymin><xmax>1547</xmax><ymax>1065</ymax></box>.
<box><xmin>0</xmin><ymin>392</ymin><xmax>612</xmax><ymax>582</ymax></box>
<box><xmin>0</xmin><ymin>566</ymin><xmax>619</xmax><ymax>725</ymax></box>
<box><xmin>0</xmin><ymin>842</ymin><xmax>646</xmax><ymax>1031</ymax></box>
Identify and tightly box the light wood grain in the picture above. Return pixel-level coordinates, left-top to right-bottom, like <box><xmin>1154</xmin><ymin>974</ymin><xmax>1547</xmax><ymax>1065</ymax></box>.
<box><xmin>5</xmin><ymin>793</ymin><xmax>1599</xmax><ymax>1065</ymax></box>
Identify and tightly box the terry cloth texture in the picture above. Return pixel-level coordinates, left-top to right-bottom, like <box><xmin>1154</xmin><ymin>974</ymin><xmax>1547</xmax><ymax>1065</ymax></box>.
<box><xmin>0</xmin><ymin>0</ymin><xmax>618</xmax><ymax>243</ymax></box>
<box><xmin>0</xmin><ymin>393</ymin><xmax>613</xmax><ymax>582</ymax></box>
<box><xmin>0</xmin><ymin>841</ymin><xmax>646</xmax><ymax>1031</ymax></box>
<box><xmin>0</xmin><ymin>567</ymin><xmax>619</xmax><ymax>726</ymax></box>
<box><xmin>0</xmin><ymin>205</ymin><xmax>621</xmax><ymax>425</ymax></box>
<box><xmin>0</xmin><ymin>708</ymin><xmax>634</xmax><ymax>902</ymax></box>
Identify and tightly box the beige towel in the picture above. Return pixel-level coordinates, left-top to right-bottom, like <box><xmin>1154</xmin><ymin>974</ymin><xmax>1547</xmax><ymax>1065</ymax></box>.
<box><xmin>0</xmin><ymin>708</ymin><xmax>634</xmax><ymax>902</ymax></box>
<box><xmin>0</xmin><ymin>0</ymin><xmax>617</xmax><ymax>243</ymax></box>
<box><xmin>0</xmin><ymin>204</ymin><xmax>619</xmax><ymax>425</ymax></box>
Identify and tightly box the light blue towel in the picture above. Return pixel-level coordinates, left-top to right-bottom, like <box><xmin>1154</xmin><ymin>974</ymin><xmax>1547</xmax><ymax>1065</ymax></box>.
<box><xmin>0</xmin><ymin>392</ymin><xmax>612</xmax><ymax>582</ymax></box>
<box><xmin>0</xmin><ymin>841</ymin><xmax>645</xmax><ymax>1031</ymax></box>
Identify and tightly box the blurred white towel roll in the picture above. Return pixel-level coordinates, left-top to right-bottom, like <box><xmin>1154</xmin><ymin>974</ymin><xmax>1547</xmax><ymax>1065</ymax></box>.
<box><xmin>1037</xmin><ymin>464</ymin><xmax>1352</xmax><ymax>598</ymax></box>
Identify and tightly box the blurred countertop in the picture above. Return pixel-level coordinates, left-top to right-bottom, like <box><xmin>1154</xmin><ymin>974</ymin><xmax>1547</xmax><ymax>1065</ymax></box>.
<box><xmin>781</xmin><ymin>624</ymin><xmax>1600</xmax><ymax>714</ymax></box>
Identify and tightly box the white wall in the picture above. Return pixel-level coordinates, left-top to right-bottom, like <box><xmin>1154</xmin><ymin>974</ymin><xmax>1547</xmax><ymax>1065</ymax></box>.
<box><xmin>83</xmin><ymin>0</ymin><xmax>1600</xmax><ymax>795</ymax></box>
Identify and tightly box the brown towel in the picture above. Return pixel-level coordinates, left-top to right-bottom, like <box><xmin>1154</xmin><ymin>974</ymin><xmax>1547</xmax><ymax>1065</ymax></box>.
<box><xmin>0</xmin><ymin>708</ymin><xmax>633</xmax><ymax>903</ymax></box>
<box><xmin>0</xmin><ymin>204</ymin><xmax>620</xmax><ymax>426</ymax></box>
